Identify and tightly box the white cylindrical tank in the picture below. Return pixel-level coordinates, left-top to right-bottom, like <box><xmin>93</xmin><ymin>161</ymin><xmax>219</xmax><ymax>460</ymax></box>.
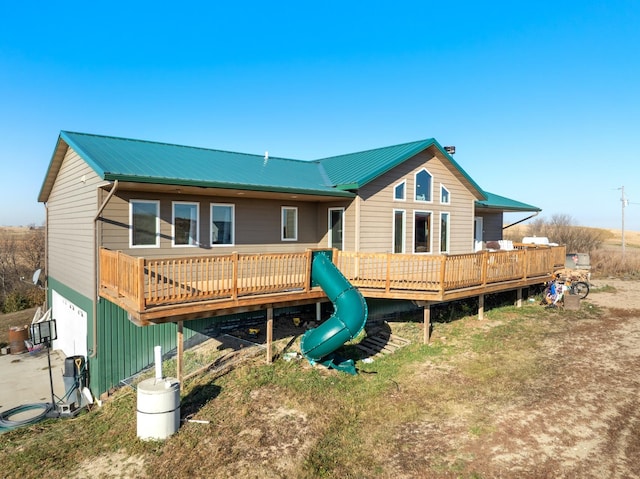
<box><xmin>136</xmin><ymin>377</ymin><xmax>180</xmax><ymax>440</ymax></box>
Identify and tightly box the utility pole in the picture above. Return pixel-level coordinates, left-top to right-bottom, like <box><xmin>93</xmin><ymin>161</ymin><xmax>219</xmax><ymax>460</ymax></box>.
<box><xmin>620</xmin><ymin>186</ymin><xmax>626</xmax><ymax>258</ymax></box>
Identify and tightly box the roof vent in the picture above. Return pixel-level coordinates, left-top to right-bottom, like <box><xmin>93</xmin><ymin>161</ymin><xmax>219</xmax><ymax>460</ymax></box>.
<box><xmin>444</xmin><ymin>146</ymin><xmax>456</xmax><ymax>154</ymax></box>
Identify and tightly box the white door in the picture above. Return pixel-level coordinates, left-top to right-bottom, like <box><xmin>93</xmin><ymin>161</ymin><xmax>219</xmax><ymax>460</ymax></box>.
<box><xmin>51</xmin><ymin>289</ymin><xmax>88</xmax><ymax>357</ymax></box>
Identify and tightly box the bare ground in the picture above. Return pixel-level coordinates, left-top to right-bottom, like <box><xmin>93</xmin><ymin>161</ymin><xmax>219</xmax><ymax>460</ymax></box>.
<box><xmin>456</xmin><ymin>279</ymin><xmax>640</xmax><ymax>478</ymax></box>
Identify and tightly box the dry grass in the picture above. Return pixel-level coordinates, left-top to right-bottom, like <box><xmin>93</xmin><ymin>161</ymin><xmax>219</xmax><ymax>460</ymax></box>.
<box><xmin>0</xmin><ymin>307</ymin><xmax>36</xmax><ymax>347</ymax></box>
<box><xmin>0</xmin><ymin>302</ymin><xmax>604</xmax><ymax>478</ymax></box>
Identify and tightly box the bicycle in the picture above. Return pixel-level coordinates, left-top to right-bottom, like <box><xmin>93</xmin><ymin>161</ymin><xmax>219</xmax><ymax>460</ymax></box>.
<box><xmin>542</xmin><ymin>273</ymin><xmax>589</xmax><ymax>307</ymax></box>
<box><xmin>566</xmin><ymin>277</ymin><xmax>589</xmax><ymax>299</ymax></box>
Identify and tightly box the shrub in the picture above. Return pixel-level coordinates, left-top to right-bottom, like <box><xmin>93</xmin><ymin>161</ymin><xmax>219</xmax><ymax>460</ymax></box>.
<box><xmin>526</xmin><ymin>214</ymin><xmax>610</xmax><ymax>252</ymax></box>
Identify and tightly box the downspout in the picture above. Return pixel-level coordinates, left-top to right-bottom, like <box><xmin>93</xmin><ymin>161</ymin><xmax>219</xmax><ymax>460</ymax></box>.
<box><xmin>355</xmin><ymin>195</ymin><xmax>361</xmax><ymax>252</ymax></box>
<box><xmin>91</xmin><ymin>180</ymin><xmax>119</xmax><ymax>358</ymax></box>
<box><xmin>44</xmin><ymin>203</ymin><xmax>48</xmax><ymax>310</ymax></box>
<box><xmin>502</xmin><ymin>211</ymin><xmax>539</xmax><ymax>230</ymax></box>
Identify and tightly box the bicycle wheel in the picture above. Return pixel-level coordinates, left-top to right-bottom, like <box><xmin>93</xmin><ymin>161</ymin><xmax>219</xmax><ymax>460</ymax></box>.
<box><xmin>572</xmin><ymin>281</ymin><xmax>589</xmax><ymax>299</ymax></box>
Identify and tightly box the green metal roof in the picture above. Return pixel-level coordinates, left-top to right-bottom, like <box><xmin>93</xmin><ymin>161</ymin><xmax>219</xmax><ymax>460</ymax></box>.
<box><xmin>476</xmin><ymin>191</ymin><xmax>541</xmax><ymax>212</ymax></box>
<box><xmin>41</xmin><ymin>132</ymin><xmax>540</xmax><ymax>214</ymax></box>
<box><xmin>316</xmin><ymin>138</ymin><xmax>486</xmax><ymax>199</ymax></box>
<box><xmin>48</xmin><ymin>131</ymin><xmax>354</xmax><ymax>198</ymax></box>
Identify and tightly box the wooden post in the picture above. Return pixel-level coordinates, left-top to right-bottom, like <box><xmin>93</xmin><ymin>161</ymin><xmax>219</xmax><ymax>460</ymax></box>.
<box><xmin>423</xmin><ymin>305</ymin><xmax>431</xmax><ymax>344</ymax></box>
<box><xmin>478</xmin><ymin>294</ymin><xmax>485</xmax><ymax>320</ymax></box>
<box><xmin>266</xmin><ymin>307</ymin><xmax>273</xmax><ymax>364</ymax></box>
<box><xmin>516</xmin><ymin>288</ymin><xmax>523</xmax><ymax>308</ymax></box>
<box><xmin>177</xmin><ymin>321</ymin><xmax>184</xmax><ymax>391</ymax></box>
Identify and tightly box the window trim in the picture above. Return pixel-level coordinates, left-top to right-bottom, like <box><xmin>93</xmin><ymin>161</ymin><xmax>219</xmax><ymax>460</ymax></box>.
<box><xmin>393</xmin><ymin>180</ymin><xmax>406</xmax><ymax>201</ymax></box>
<box><xmin>413</xmin><ymin>210</ymin><xmax>433</xmax><ymax>254</ymax></box>
<box><xmin>440</xmin><ymin>211</ymin><xmax>450</xmax><ymax>254</ymax></box>
<box><xmin>281</xmin><ymin>206</ymin><xmax>298</xmax><ymax>241</ymax></box>
<box><xmin>129</xmin><ymin>199</ymin><xmax>160</xmax><ymax>248</ymax></box>
<box><xmin>440</xmin><ymin>184</ymin><xmax>451</xmax><ymax>205</ymax></box>
<box><xmin>414</xmin><ymin>168</ymin><xmax>433</xmax><ymax>203</ymax></box>
<box><xmin>171</xmin><ymin>201</ymin><xmax>200</xmax><ymax>247</ymax></box>
<box><xmin>392</xmin><ymin>209</ymin><xmax>406</xmax><ymax>254</ymax></box>
<box><xmin>210</xmin><ymin>203</ymin><xmax>235</xmax><ymax>247</ymax></box>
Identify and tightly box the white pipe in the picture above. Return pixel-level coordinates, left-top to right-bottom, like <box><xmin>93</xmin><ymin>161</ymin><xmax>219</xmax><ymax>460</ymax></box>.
<box><xmin>154</xmin><ymin>345</ymin><xmax>163</xmax><ymax>380</ymax></box>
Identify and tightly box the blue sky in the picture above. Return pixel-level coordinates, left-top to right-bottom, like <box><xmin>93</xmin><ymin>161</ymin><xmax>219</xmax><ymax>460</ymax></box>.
<box><xmin>1</xmin><ymin>1</ymin><xmax>637</xmax><ymax>230</ymax></box>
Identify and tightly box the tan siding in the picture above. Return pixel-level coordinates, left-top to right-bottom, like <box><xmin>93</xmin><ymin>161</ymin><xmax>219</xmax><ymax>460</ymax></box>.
<box><xmin>100</xmin><ymin>192</ymin><xmax>329</xmax><ymax>258</ymax></box>
<box><xmin>47</xmin><ymin>148</ymin><xmax>101</xmax><ymax>298</ymax></box>
<box><xmin>358</xmin><ymin>147</ymin><xmax>477</xmax><ymax>254</ymax></box>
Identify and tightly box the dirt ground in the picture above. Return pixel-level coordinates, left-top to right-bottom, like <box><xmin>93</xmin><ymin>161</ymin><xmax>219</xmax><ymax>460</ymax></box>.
<box><xmin>454</xmin><ymin>278</ymin><xmax>640</xmax><ymax>478</ymax></box>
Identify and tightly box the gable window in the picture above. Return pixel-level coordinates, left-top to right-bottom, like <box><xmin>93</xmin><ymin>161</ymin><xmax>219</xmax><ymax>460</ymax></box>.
<box><xmin>172</xmin><ymin>202</ymin><xmax>199</xmax><ymax>246</ymax></box>
<box><xmin>130</xmin><ymin>200</ymin><xmax>159</xmax><ymax>248</ymax></box>
<box><xmin>440</xmin><ymin>185</ymin><xmax>450</xmax><ymax>204</ymax></box>
<box><xmin>415</xmin><ymin>169</ymin><xmax>432</xmax><ymax>202</ymax></box>
<box><xmin>394</xmin><ymin>180</ymin><xmax>406</xmax><ymax>201</ymax></box>
<box><xmin>414</xmin><ymin>211</ymin><xmax>432</xmax><ymax>253</ymax></box>
<box><xmin>393</xmin><ymin>209</ymin><xmax>405</xmax><ymax>253</ymax></box>
<box><xmin>211</xmin><ymin>203</ymin><xmax>234</xmax><ymax>246</ymax></box>
<box><xmin>440</xmin><ymin>212</ymin><xmax>450</xmax><ymax>253</ymax></box>
<box><xmin>281</xmin><ymin>206</ymin><xmax>298</xmax><ymax>241</ymax></box>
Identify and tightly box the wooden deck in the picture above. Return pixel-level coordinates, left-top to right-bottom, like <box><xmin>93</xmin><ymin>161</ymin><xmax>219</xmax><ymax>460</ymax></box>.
<box><xmin>99</xmin><ymin>246</ymin><xmax>566</xmax><ymax>325</ymax></box>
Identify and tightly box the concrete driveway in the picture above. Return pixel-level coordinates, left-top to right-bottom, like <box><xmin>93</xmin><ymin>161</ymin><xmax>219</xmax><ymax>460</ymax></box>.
<box><xmin>0</xmin><ymin>348</ymin><xmax>65</xmax><ymax>413</ymax></box>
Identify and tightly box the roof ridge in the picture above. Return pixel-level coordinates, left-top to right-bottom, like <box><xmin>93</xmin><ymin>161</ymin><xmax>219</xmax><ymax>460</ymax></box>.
<box><xmin>315</xmin><ymin>138</ymin><xmax>434</xmax><ymax>161</ymax></box>
<box><xmin>60</xmin><ymin>130</ymin><xmax>304</xmax><ymax>163</ymax></box>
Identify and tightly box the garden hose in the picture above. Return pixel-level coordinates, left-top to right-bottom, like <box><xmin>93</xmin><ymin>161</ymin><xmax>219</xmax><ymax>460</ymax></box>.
<box><xmin>0</xmin><ymin>403</ymin><xmax>53</xmax><ymax>432</ymax></box>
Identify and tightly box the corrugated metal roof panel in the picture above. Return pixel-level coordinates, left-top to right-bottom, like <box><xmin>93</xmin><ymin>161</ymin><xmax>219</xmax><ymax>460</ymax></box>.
<box><xmin>317</xmin><ymin>139</ymin><xmax>435</xmax><ymax>187</ymax></box>
<box><xmin>476</xmin><ymin>191</ymin><xmax>541</xmax><ymax>212</ymax></box>
<box><xmin>59</xmin><ymin>131</ymin><xmax>353</xmax><ymax>197</ymax></box>
<box><xmin>316</xmin><ymin>138</ymin><xmax>486</xmax><ymax>198</ymax></box>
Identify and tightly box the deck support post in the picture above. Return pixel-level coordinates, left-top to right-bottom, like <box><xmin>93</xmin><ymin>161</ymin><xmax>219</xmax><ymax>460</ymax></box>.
<box><xmin>266</xmin><ymin>307</ymin><xmax>273</xmax><ymax>364</ymax></box>
<box><xmin>478</xmin><ymin>294</ymin><xmax>485</xmax><ymax>320</ymax></box>
<box><xmin>423</xmin><ymin>305</ymin><xmax>431</xmax><ymax>344</ymax></box>
<box><xmin>177</xmin><ymin>321</ymin><xmax>184</xmax><ymax>391</ymax></box>
<box><xmin>316</xmin><ymin>302</ymin><xmax>321</xmax><ymax>322</ymax></box>
<box><xmin>516</xmin><ymin>288</ymin><xmax>523</xmax><ymax>308</ymax></box>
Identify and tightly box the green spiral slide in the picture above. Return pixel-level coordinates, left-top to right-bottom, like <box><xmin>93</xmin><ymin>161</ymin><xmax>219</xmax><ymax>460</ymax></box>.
<box><xmin>300</xmin><ymin>251</ymin><xmax>368</xmax><ymax>374</ymax></box>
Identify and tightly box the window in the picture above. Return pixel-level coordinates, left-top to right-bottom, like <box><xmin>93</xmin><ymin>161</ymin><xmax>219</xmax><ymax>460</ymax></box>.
<box><xmin>393</xmin><ymin>210</ymin><xmax>405</xmax><ymax>253</ymax></box>
<box><xmin>414</xmin><ymin>211</ymin><xmax>432</xmax><ymax>253</ymax></box>
<box><xmin>440</xmin><ymin>185</ymin><xmax>450</xmax><ymax>204</ymax></box>
<box><xmin>415</xmin><ymin>169</ymin><xmax>432</xmax><ymax>202</ymax></box>
<box><xmin>394</xmin><ymin>181</ymin><xmax>406</xmax><ymax>201</ymax></box>
<box><xmin>130</xmin><ymin>200</ymin><xmax>159</xmax><ymax>247</ymax></box>
<box><xmin>281</xmin><ymin>206</ymin><xmax>298</xmax><ymax>241</ymax></box>
<box><xmin>211</xmin><ymin>203</ymin><xmax>234</xmax><ymax>246</ymax></box>
<box><xmin>172</xmin><ymin>202</ymin><xmax>199</xmax><ymax>246</ymax></box>
<box><xmin>440</xmin><ymin>212</ymin><xmax>450</xmax><ymax>253</ymax></box>
<box><xmin>328</xmin><ymin>208</ymin><xmax>344</xmax><ymax>250</ymax></box>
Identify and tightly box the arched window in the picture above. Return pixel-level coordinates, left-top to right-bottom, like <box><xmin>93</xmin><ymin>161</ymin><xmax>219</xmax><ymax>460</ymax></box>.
<box><xmin>414</xmin><ymin>169</ymin><xmax>432</xmax><ymax>202</ymax></box>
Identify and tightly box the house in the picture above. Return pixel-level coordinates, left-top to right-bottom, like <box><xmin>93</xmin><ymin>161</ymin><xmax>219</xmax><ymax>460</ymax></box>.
<box><xmin>38</xmin><ymin>131</ymin><xmax>545</xmax><ymax>397</ymax></box>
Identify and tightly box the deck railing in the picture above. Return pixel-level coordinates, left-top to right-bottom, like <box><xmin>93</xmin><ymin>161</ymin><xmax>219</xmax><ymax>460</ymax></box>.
<box><xmin>99</xmin><ymin>246</ymin><xmax>565</xmax><ymax>313</ymax></box>
<box><xmin>100</xmin><ymin>248</ymin><xmax>312</xmax><ymax>309</ymax></box>
<box><xmin>335</xmin><ymin>247</ymin><xmax>563</xmax><ymax>293</ymax></box>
